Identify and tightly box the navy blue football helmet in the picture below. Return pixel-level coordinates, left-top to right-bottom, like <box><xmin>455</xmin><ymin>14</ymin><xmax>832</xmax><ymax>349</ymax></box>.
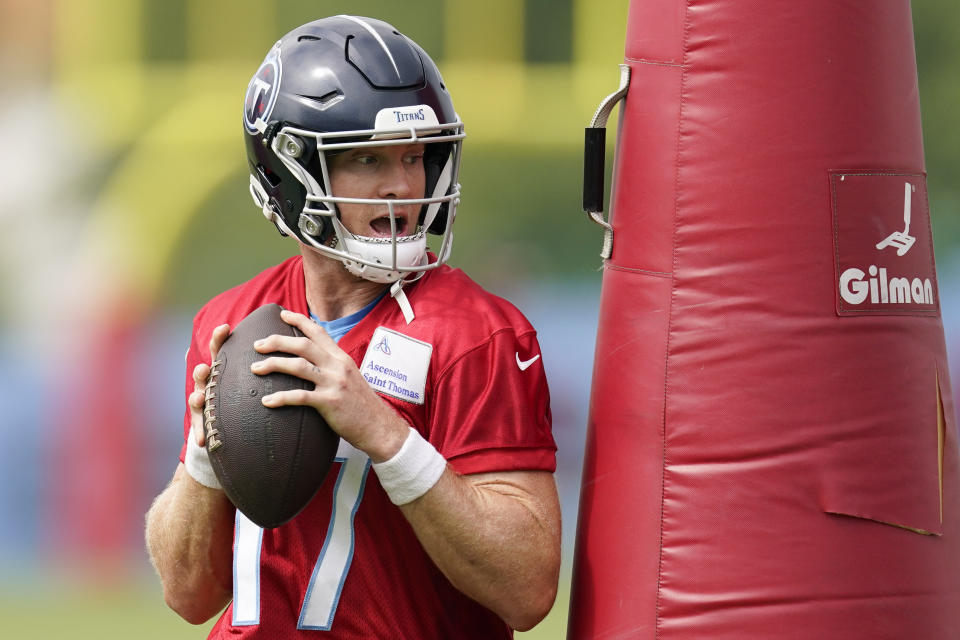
<box><xmin>243</xmin><ymin>15</ymin><xmax>464</xmax><ymax>283</ymax></box>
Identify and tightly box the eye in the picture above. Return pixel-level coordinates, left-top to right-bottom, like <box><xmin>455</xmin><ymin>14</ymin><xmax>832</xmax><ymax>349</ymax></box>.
<box><xmin>355</xmin><ymin>154</ymin><xmax>377</xmax><ymax>166</ymax></box>
<box><xmin>404</xmin><ymin>152</ymin><xmax>424</xmax><ymax>166</ymax></box>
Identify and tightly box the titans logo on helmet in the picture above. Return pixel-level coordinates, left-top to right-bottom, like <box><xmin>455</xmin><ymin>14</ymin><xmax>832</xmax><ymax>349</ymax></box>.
<box><xmin>244</xmin><ymin>41</ymin><xmax>282</xmax><ymax>133</ymax></box>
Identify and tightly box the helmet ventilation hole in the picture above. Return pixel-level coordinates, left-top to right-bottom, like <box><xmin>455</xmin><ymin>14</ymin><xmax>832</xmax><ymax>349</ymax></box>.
<box><xmin>258</xmin><ymin>165</ymin><xmax>281</xmax><ymax>188</ymax></box>
<box><xmin>317</xmin><ymin>90</ymin><xmax>342</xmax><ymax>104</ymax></box>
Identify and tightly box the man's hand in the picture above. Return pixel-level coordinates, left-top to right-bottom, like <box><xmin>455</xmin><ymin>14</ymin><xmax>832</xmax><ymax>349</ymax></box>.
<box><xmin>188</xmin><ymin>324</ymin><xmax>231</xmax><ymax>447</ymax></box>
<box><xmin>250</xmin><ymin>309</ymin><xmax>409</xmax><ymax>462</ymax></box>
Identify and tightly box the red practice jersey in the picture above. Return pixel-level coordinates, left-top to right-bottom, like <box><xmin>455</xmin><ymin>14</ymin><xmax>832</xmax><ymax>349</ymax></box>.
<box><xmin>180</xmin><ymin>256</ymin><xmax>556</xmax><ymax>638</ymax></box>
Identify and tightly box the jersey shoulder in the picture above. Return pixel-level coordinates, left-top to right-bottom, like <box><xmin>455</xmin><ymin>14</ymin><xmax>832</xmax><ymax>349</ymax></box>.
<box><xmin>407</xmin><ymin>266</ymin><xmax>536</xmax><ymax>339</ymax></box>
<box><xmin>193</xmin><ymin>255</ymin><xmax>307</xmax><ymax>332</ymax></box>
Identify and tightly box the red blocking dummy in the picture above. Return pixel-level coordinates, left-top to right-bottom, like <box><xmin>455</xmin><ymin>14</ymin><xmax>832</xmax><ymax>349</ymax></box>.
<box><xmin>569</xmin><ymin>1</ymin><xmax>959</xmax><ymax>638</ymax></box>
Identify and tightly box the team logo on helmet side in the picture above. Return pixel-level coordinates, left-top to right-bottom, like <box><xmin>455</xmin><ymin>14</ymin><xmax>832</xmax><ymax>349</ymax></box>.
<box><xmin>244</xmin><ymin>41</ymin><xmax>282</xmax><ymax>133</ymax></box>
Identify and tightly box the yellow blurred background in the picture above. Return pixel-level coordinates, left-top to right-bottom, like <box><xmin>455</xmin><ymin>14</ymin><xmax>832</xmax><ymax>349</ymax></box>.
<box><xmin>0</xmin><ymin>1</ymin><xmax>957</xmax><ymax>638</ymax></box>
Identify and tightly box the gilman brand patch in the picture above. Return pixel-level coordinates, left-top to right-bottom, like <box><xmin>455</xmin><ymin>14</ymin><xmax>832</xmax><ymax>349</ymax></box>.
<box><xmin>831</xmin><ymin>172</ymin><xmax>939</xmax><ymax>316</ymax></box>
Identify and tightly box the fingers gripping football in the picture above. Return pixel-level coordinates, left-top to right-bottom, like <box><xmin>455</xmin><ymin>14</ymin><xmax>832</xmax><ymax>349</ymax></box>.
<box><xmin>190</xmin><ymin>324</ymin><xmax>231</xmax><ymax>447</ymax></box>
<box><xmin>189</xmin><ymin>364</ymin><xmax>209</xmax><ymax>446</ymax></box>
<box><xmin>252</xmin><ymin>309</ymin><xmax>370</xmax><ymax>416</ymax></box>
<box><xmin>251</xmin><ymin>309</ymin><xmax>408</xmax><ymax>461</ymax></box>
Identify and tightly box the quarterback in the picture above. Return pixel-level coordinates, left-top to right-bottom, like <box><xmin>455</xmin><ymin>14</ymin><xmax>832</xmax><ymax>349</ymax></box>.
<box><xmin>145</xmin><ymin>15</ymin><xmax>561</xmax><ymax>638</ymax></box>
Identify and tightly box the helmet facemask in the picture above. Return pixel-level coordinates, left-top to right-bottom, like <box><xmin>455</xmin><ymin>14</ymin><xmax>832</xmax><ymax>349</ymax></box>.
<box><xmin>264</xmin><ymin>111</ymin><xmax>464</xmax><ymax>284</ymax></box>
<box><xmin>243</xmin><ymin>16</ymin><xmax>464</xmax><ymax>284</ymax></box>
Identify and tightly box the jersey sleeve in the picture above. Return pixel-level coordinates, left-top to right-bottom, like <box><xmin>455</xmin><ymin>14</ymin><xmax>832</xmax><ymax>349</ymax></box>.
<box><xmin>427</xmin><ymin>328</ymin><xmax>556</xmax><ymax>475</ymax></box>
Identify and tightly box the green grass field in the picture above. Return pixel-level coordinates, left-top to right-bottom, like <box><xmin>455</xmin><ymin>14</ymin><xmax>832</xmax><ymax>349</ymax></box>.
<box><xmin>1</xmin><ymin>571</ymin><xmax>571</xmax><ymax>639</ymax></box>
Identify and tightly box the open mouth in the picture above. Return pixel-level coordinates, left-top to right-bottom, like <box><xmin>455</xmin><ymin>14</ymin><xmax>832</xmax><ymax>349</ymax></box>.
<box><xmin>369</xmin><ymin>214</ymin><xmax>409</xmax><ymax>237</ymax></box>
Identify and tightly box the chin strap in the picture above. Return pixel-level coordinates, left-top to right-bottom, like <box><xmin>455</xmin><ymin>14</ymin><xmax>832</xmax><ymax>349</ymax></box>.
<box><xmin>390</xmin><ymin>279</ymin><xmax>415</xmax><ymax>324</ymax></box>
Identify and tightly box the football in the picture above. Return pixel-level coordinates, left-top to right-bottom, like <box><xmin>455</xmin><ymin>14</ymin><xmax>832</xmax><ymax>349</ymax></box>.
<box><xmin>204</xmin><ymin>303</ymin><xmax>339</xmax><ymax>528</ymax></box>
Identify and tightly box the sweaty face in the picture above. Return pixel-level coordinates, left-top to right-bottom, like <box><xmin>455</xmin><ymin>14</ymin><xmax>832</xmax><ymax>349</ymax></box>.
<box><xmin>326</xmin><ymin>143</ymin><xmax>426</xmax><ymax>238</ymax></box>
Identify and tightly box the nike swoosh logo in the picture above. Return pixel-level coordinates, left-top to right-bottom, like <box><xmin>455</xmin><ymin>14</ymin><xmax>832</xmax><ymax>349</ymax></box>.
<box><xmin>516</xmin><ymin>353</ymin><xmax>541</xmax><ymax>371</ymax></box>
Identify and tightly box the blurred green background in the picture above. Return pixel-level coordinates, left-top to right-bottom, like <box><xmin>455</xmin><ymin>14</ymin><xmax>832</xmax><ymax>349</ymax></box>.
<box><xmin>0</xmin><ymin>1</ymin><xmax>957</xmax><ymax>638</ymax></box>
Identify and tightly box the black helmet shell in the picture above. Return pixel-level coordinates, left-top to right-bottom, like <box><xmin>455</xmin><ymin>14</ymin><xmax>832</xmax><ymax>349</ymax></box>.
<box><xmin>243</xmin><ymin>16</ymin><xmax>459</xmax><ymax>242</ymax></box>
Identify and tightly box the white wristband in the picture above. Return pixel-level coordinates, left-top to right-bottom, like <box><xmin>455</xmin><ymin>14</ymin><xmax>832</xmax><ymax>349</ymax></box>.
<box><xmin>184</xmin><ymin>434</ymin><xmax>222</xmax><ymax>490</ymax></box>
<box><xmin>372</xmin><ymin>427</ymin><xmax>447</xmax><ymax>506</ymax></box>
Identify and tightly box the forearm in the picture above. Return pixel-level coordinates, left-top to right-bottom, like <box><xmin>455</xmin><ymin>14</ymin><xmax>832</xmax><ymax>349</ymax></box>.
<box><xmin>145</xmin><ymin>464</ymin><xmax>235</xmax><ymax>624</ymax></box>
<box><xmin>398</xmin><ymin>468</ymin><xmax>561</xmax><ymax>631</ymax></box>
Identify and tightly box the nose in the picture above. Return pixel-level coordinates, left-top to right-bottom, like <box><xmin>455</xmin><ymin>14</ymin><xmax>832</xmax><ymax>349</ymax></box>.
<box><xmin>378</xmin><ymin>156</ymin><xmax>416</xmax><ymax>201</ymax></box>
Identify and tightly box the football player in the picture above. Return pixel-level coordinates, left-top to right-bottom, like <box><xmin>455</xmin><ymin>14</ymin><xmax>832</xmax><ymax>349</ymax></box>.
<box><xmin>145</xmin><ymin>15</ymin><xmax>560</xmax><ymax>638</ymax></box>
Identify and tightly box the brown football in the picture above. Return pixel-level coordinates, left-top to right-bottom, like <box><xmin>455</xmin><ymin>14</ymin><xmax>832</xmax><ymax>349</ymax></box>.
<box><xmin>204</xmin><ymin>303</ymin><xmax>338</xmax><ymax>528</ymax></box>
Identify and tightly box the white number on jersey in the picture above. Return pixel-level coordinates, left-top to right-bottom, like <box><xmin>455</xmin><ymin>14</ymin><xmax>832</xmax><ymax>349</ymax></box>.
<box><xmin>232</xmin><ymin>440</ymin><xmax>371</xmax><ymax>630</ymax></box>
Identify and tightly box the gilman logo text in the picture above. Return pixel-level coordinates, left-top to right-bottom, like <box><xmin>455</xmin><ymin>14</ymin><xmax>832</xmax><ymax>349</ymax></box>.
<box><xmin>838</xmin><ymin>265</ymin><xmax>934</xmax><ymax>306</ymax></box>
